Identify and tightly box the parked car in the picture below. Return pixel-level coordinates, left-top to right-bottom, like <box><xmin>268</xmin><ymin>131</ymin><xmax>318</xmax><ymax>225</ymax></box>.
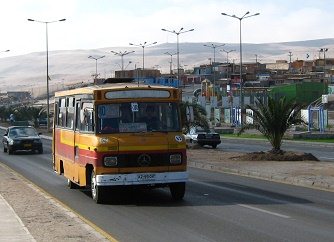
<box><xmin>37</xmin><ymin>117</ymin><xmax>47</xmax><ymax>126</ymax></box>
<box><xmin>2</xmin><ymin>126</ymin><xmax>43</xmax><ymax>154</ymax></box>
<box><xmin>185</xmin><ymin>127</ymin><xmax>221</xmax><ymax>148</ymax></box>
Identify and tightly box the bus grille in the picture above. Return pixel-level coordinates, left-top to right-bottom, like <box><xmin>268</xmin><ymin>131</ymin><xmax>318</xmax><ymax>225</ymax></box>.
<box><xmin>116</xmin><ymin>153</ymin><xmax>172</xmax><ymax>167</ymax></box>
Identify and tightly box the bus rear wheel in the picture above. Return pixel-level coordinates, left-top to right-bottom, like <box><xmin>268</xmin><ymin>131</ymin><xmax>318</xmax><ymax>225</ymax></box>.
<box><xmin>169</xmin><ymin>182</ymin><xmax>185</xmax><ymax>201</ymax></box>
<box><xmin>91</xmin><ymin>171</ymin><xmax>104</xmax><ymax>204</ymax></box>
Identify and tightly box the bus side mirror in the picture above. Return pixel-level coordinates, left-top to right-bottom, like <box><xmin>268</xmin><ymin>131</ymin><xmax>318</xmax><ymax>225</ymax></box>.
<box><xmin>186</xmin><ymin>106</ymin><xmax>194</xmax><ymax>122</ymax></box>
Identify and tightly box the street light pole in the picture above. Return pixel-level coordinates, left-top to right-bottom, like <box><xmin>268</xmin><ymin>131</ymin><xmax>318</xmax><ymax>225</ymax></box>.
<box><xmin>110</xmin><ymin>50</ymin><xmax>135</xmax><ymax>77</ymax></box>
<box><xmin>164</xmin><ymin>52</ymin><xmax>177</xmax><ymax>75</ymax></box>
<box><xmin>203</xmin><ymin>43</ymin><xmax>225</xmax><ymax>96</ymax></box>
<box><xmin>320</xmin><ymin>48</ymin><xmax>329</xmax><ymax>78</ymax></box>
<box><xmin>221</xmin><ymin>49</ymin><xmax>236</xmax><ymax>63</ymax></box>
<box><xmin>27</xmin><ymin>18</ymin><xmax>66</xmax><ymax>132</ymax></box>
<box><xmin>129</xmin><ymin>41</ymin><xmax>157</xmax><ymax>73</ymax></box>
<box><xmin>221</xmin><ymin>11</ymin><xmax>259</xmax><ymax>126</ymax></box>
<box><xmin>161</xmin><ymin>28</ymin><xmax>194</xmax><ymax>82</ymax></box>
<box><xmin>88</xmin><ymin>55</ymin><xmax>105</xmax><ymax>79</ymax></box>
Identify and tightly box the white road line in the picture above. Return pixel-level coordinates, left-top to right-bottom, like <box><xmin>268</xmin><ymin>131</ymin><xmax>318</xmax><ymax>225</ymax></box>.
<box><xmin>191</xmin><ymin>179</ymin><xmax>291</xmax><ymax>219</ymax></box>
<box><xmin>237</xmin><ymin>204</ymin><xmax>291</xmax><ymax>218</ymax></box>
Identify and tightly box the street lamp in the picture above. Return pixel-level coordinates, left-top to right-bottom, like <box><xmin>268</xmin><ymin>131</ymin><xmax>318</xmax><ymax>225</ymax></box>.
<box><xmin>221</xmin><ymin>49</ymin><xmax>235</xmax><ymax>63</ymax></box>
<box><xmin>0</xmin><ymin>50</ymin><xmax>10</xmax><ymax>53</ymax></box>
<box><xmin>320</xmin><ymin>48</ymin><xmax>329</xmax><ymax>76</ymax></box>
<box><xmin>161</xmin><ymin>28</ymin><xmax>194</xmax><ymax>82</ymax></box>
<box><xmin>88</xmin><ymin>55</ymin><xmax>105</xmax><ymax>79</ymax></box>
<box><xmin>110</xmin><ymin>50</ymin><xmax>135</xmax><ymax>72</ymax></box>
<box><xmin>164</xmin><ymin>52</ymin><xmax>177</xmax><ymax>75</ymax></box>
<box><xmin>129</xmin><ymin>41</ymin><xmax>157</xmax><ymax>73</ymax></box>
<box><xmin>28</xmin><ymin>18</ymin><xmax>66</xmax><ymax>131</ymax></box>
<box><xmin>221</xmin><ymin>11</ymin><xmax>259</xmax><ymax>126</ymax></box>
<box><xmin>203</xmin><ymin>43</ymin><xmax>225</xmax><ymax>96</ymax></box>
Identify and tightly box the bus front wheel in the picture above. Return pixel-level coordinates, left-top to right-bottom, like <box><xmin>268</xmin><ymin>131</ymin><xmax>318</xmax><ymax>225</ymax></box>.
<box><xmin>91</xmin><ymin>171</ymin><xmax>104</xmax><ymax>204</ymax></box>
<box><xmin>169</xmin><ymin>182</ymin><xmax>185</xmax><ymax>201</ymax></box>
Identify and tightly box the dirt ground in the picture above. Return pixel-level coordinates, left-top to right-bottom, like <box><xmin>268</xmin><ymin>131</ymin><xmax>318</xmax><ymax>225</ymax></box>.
<box><xmin>187</xmin><ymin>148</ymin><xmax>334</xmax><ymax>191</ymax></box>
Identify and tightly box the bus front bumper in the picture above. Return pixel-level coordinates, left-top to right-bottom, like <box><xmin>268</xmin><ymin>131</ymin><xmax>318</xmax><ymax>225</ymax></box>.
<box><xmin>96</xmin><ymin>171</ymin><xmax>188</xmax><ymax>186</ymax></box>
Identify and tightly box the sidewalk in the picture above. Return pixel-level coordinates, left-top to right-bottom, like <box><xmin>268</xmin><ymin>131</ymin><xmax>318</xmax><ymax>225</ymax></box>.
<box><xmin>0</xmin><ymin>163</ymin><xmax>110</xmax><ymax>241</ymax></box>
<box><xmin>0</xmin><ymin>194</ymin><xmax>35</xmax><ymax>241</ymax></box>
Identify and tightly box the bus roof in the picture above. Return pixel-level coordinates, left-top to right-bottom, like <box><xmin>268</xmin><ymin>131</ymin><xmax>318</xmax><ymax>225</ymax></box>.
<box><xmin>54</xmin><ymin>83</ymin><xmax>180</xmax><ymax>98</ymax></box>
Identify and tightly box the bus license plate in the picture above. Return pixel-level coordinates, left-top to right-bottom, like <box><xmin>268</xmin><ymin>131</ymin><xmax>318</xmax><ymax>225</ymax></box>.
<box><xmin>137</xmin><ymin>173</ymin><xmax>156</xmax><ymax>181</ymax></box>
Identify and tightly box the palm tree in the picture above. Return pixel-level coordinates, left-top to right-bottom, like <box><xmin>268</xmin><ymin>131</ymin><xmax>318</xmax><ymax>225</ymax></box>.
<box><xmin>180</xmin><ymin>101</ymin><xmax>209</xmax><ymax>133</ymax></box>
<box><xmin>238</xmin><ymin>96</ymin><xmax>305</xmax><ymax>154</ymax></box>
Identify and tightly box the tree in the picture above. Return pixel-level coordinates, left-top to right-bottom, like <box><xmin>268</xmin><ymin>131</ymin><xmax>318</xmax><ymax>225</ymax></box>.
<box><xmin>238</xmin><ymin>96</ymin><xmax>305</xmax><ymax>154</ymax></box>
<box><xmin>180</xmin><ymin>101</ymin><xmax>209</xmax><ymax>133</ymax></box>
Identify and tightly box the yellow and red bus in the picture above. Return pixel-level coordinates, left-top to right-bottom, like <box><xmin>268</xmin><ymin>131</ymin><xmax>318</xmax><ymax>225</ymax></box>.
<box><xmin>52</xmin><ymin>81</ymin><xmax>188</xmax><ymax>203</ymax></box>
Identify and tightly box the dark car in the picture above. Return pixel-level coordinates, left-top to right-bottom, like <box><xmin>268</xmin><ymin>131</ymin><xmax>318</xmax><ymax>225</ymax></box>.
<box><xmin>186</xmin><ymin>127</ymin><xmax>221</xmax><ymax>148</ymax></box>
<box><xmin>2</xmin><ymin>126</ymin><xmax>43</xmax><ymax>154</ymax></box>
<box><xmin>37</xmin><ymin>117</ymin><xmax>47</xmax><ymax>126</ymax></box>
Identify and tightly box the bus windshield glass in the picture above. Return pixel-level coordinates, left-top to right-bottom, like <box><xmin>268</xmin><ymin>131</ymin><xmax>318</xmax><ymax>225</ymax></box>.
<box><xmin>97</xmin><ymin>102</ymin><xmax>180</xmax><ymax>133</ymax></box>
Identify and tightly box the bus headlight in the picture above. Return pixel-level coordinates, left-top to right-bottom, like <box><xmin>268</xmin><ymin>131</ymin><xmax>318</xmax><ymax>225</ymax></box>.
<box><xmin>170</xmin><ymin>154</ymin><xmax>182</xmax><ymax>164</ymax></box>
<box><xmin>104</xmin><ymin>156</ymin><xmax>118</xmax><ymax>167</ymax></box>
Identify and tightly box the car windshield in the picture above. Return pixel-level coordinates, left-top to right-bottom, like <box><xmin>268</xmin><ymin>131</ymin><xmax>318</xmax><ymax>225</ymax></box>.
<box><xmin>9</xmin><ymin>127</ymin><xmax>38</xmax><ymax>137</ymax></box>
<box><xmin>97</xmin><ymin>102</ymin><xmax>180</xmax><ymax>134</ymax></box>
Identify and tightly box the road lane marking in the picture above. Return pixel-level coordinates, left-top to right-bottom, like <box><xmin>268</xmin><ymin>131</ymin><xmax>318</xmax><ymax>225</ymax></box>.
<box><xmin>237</xmin><ymin>204</ymin><xmax>290</xmax><ymax>218</ymax></box>
<box><xmin>191</xmin><ymin>179</ymin><xmax>291</xmax><ymax>219</ymax></box>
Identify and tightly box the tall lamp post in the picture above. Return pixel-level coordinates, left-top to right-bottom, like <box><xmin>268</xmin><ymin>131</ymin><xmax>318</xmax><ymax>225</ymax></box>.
<box><xmin>88</xmin><ymin>55</ymin><xmax>105</xmax><ymax>80</ymax></box>
<box><xmin>164</xmin><ymin>52</ymin><xmax>177</xmax><ymax>75</ymax></box>
<box><xmin>203</xmin><ymin>43</ymin><xmax>225</xmax><ymax>96</ymax></box>
<box><xmin>110</xmin><ymin>50</ymin><xmax>135</xmax><ymax>77</ymax></box>
<box><xmin>221</xmin><ymin>49</ymin><xmax>235</xmax><ymax>63</ymax></box>
<box><xmin>28</xmin><ymin>18</ymin><xmax>66</xmax><ymax>131</ymax></box>
<box><xmin>320</xmin><ymin>48</ymin><xmax>329</xmax><ymax>78</ymax></box>
<box><xmin>221</xmin><ymin>11</ymin><xmax>259</xmax><ymax>126</ymax></box>
<box><xmin>129</xmin><ymin>41</ymin><xmax>157</xmax><ymax>72</ymax></box>
<box><xmin>161</xmin><ymin>28</ymin><xmax>194</xmax><ymax>82</ymax></box>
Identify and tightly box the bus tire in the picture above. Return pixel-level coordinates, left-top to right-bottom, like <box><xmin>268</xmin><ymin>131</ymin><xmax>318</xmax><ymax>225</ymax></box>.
<box><xmin>67</xmin><ymin>179</ymin><xmax>79</xmax><ymax>189</ymax></box>
<box><xmin>91</xmin><ymin>171</ymin><xmax>104</xmax><ymax>204</ymax></box>
<box><xmin>169</xmin><ymin>182</ymin><xmax>185</xmax><ymax>201</ymax></box>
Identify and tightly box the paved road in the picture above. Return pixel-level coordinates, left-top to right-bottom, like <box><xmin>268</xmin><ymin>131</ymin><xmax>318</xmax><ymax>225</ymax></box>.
<box><xmin>1</xmin><ymin>133</ymin><xmax>334</xmax><ymax>241</ymax></box>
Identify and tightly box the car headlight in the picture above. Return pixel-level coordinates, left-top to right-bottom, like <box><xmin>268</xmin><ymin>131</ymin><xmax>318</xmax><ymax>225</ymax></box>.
<box><xmin>170</xmin><ymin>154</ymin><xmax>182</xmax><ymax>164</ymax></box>
<box><xmin>104</xmin><ymin>156</ymin><xmax>118</xmax><ymax>167</ymax></box>
<box><xmin>9</xmin><ymin>139</ymin><xmax>20</xmax><ymax>145</ymax></box>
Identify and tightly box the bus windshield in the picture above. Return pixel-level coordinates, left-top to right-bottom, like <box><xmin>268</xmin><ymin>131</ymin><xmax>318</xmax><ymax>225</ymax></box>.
<box><xmin>97</xmin><ymin>102</ymin><xmax>180</xmax><ymax>134</ymax></box>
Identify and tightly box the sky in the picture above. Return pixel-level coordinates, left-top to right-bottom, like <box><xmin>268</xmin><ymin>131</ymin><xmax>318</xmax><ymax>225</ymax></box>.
<box><xmin>0</xmin><ymin>0</ymin><xmax>334</xmax><ymax>57</ymax></box>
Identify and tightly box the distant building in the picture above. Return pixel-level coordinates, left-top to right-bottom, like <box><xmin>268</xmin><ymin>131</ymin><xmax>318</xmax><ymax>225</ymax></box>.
<box><xmin>7</xmin><ymin>91</ymin><xmax>31</xmax><ymax>100</ymax></box>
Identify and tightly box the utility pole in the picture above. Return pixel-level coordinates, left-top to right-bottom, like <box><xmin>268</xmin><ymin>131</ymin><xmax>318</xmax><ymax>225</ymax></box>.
<box><xmin>288</xmin><ymin>51</ymin><xmax>293</xmax><ymax>72</ymax></box>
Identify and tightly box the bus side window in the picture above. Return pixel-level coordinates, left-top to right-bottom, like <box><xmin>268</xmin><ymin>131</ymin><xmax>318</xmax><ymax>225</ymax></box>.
<box><xmin>80</xmin><ymin>103</ymin><xmax>94</xmax><ymax>132</ymax></box>
<box><xmin>66</xmin><ymin>97</ymin><xmax>75</xmax><ymax>129</ymax></box>
<box><xmin>75</xmin><ymin>102</ymin><xmax>80</xmax><ymax>131</ymax></box>
<box><xmin>59</xmin><ymin>98</ymin><xmax>66</xmax><ymax>127</ymax></box>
